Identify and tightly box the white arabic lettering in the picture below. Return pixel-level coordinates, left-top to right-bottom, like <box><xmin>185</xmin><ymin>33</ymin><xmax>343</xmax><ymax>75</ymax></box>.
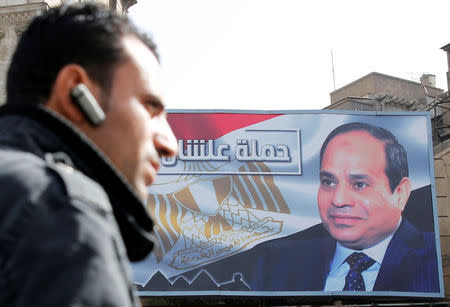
<box><xmin>235</xmin><ymin>139</ymin><xmax>291</xmax><ymax>162</ymax></box>
<box><xmin>161</xmin><ymin>138</ymin><xmax>291</xmax><ymax>166</ymax></box>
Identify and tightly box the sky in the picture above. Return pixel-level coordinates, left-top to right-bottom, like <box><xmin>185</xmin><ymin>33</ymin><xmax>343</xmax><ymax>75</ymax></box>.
<box><xmin>129</xmin><ymin>0</ymin><xmax>449</xmax><ymax>111</ymax></box>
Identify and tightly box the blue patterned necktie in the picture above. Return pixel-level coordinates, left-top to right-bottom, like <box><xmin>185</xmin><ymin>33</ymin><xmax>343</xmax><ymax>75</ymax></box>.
<box><xmin>342</xmin><ymin>252</ymin><xmax>375</xmax><ymax>291</ymax></box>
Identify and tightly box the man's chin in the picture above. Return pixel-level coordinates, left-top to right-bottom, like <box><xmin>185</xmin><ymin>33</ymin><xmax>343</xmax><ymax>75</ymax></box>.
<box><xmin>327</xmin><ymin>227</ymin><xmax>363</xmax><ymax>247</ymax></box>
<box><xmin>331</xmin><ymin>234</ymin><xmax>365</xmax><ymax>249</ymax></box>
<box><xmin>134</xmin><ymin>182</ymin><xmax>149</xmax><ymax>203</ymax></box>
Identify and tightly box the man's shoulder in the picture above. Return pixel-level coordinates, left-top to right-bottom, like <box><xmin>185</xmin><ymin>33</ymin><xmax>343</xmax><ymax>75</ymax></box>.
<box><xmin>394</xmin><ymin>218</ymin><xmax>436</xmax><ymax>250</ymax></box>
<box><xmin>0</xmin><ymin>149</ymin><xmax>64</xmax><ymax>207</ymax></box>
<box><xmin>384</xmin><ymin>217</ymin><xmax>438</xmax><ymax>269</ymax></box>
<box><xmin>0</xmin><ymin>149</ymin><xmax>114</xmax><ymax>243</ymax></box>
<box><xmin>394</xmin><ymin>218</ymin><xmax>435</xmax><ymax>246</ymax></box>
<box><xmin>289</xmin><ymin>223</ymin><xmax>330</xmax><ymax>240</ymax></box>
<box><xmin>375</xmin><ymin>218</ymin><xmax>440</xmax><ymax>292</ymax></box>
<box><xmin>259</xmin><ymin>223</ymin><xmax>331</xmax><ymax>249</ymax></box>
<box><xmin>0</xmin><ymin>149</ymin><xmax>134</xmax><ymax>307</ymax></box>
<box><xmin>0</xmin><ymin>148</ymin><xmax>111</xmax><ymax>212</ymax></box>
<box><xmin>0</xmin><ymin>149</ymin><xmax>122</xmax><ymax>266</ymax></box>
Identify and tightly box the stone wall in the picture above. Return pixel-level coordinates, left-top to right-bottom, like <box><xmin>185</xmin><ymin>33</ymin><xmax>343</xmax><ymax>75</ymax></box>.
<box><xmin>0</xmin><ymin>2</ymin><xmax>46</xmax><ymax>104</ymax></box>
<box><xmin>434</xmin><ymin>140</ymin><xmax>450</xmax><ymax>296</ymax></box>
<box><xmin>330</xmin><ymin>72</ymin><xmax>443</xmax><ymax>106</ymax></box>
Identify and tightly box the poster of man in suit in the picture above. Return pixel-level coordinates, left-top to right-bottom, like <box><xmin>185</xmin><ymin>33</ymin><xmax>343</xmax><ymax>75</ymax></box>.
<box><xmin>133</xmin><ymin>112</ymin><xmax>443</xmax><ymax>298</ymax></box>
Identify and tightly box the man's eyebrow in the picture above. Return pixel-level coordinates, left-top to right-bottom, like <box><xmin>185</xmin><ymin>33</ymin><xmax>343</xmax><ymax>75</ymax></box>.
<box><xmin>145</xmin><ymin>94</ymin><xmax>165</xmax><ymax>111</ymax></box>
<box><xmin>319</xmin><ymin>171</ymin><xmax>335</xmax><ymax>179</ymax></box>
<box><xmin>348</xmin><ymin>174</ymin><xmax>371</xmax><ymax>181</ymax></box>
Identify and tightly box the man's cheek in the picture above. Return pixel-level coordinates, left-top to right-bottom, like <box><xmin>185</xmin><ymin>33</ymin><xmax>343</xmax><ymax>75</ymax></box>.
<box><xmin>355</xmin><ymin>196</ymin><xmax>371</xmax><ymax>216</ymax></box>
<box><xmin>317</xmin><ymin>190</ymin><xmax>328</xmax><ymax>206</ymax></box>
<box><xmin>317</xmin><ymin>199</ymin><xmax>328</xmax><ymax>220</ymax></box>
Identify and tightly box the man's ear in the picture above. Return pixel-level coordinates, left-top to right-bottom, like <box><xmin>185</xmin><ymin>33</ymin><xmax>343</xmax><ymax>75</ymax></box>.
<box><xmin>393</xmin><ymin>177</ymin><xmax>411</xmax><ymax>211</ymax></box>
<box><xmin>45</xmin><ymin>64</ymin><xmax>100</xmax><ymax>124</ymax></box>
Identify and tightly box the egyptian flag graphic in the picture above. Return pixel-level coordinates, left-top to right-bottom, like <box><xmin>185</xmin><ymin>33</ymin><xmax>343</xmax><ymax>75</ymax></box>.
<box><xmin>146</xmin><ymin>113</ymin><xmax>291</xmax><ymax>264</ymax></box>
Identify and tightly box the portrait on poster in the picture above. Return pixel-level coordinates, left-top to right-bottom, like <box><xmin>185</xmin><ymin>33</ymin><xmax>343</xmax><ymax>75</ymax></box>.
<box><xmin>132</xmin><ymin>111</ymin><xmax>443</xmax><ymax>298</ymax></box>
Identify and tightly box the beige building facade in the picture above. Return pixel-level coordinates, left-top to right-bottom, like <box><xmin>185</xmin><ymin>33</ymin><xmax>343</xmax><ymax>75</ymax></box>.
<box><xmin>435</xmin><ymin>139</ymin><xmax>450</xmax><ymax>296</ymax></box>
<box><xmin>0</xmin><ymin>0</ymin><xmax>136</xmax><ymax>104</ymax></box>
<box><xmin>328</xmin><ymin>72</ymin><xmax>444</xmax><ymax>111</ymax></box>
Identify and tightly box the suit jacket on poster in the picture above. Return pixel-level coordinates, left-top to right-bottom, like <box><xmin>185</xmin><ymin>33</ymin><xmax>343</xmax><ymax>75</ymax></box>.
<box><xmin>245</xmin><ymin>218</ymin><xmax>439</xmax><ymax>292</ymax></box>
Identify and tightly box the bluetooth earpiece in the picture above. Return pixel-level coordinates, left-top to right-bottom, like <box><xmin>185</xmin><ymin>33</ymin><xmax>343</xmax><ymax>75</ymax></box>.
<box><xmin>70</xmin><ymin>83</ymin><xmax>106</xmax><ymax>126</ymax></box>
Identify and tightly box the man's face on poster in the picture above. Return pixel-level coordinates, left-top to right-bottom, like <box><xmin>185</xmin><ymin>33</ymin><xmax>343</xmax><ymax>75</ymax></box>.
<box><xmin>317</xmin><ymin>130</ymin><xmax>408</xmax><ymax>250</ymax></box>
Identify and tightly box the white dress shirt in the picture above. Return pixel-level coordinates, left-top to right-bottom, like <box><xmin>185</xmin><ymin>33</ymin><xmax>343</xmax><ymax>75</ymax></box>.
<box><xmin>324</xmin><ymin>218</ymin><xmax>401</xmax><ymax>291</ymax></box>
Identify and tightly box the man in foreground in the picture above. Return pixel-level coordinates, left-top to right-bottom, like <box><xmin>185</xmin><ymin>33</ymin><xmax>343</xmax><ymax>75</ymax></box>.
<box><xmin>248</xmin><ymin>122</ymin><xmax>439</xmax><ymax>292</ymax></box>
<box><xmin>0</xmin><ymin>3</ymin><xmax>177</xmax><ymax>306</ymax></box>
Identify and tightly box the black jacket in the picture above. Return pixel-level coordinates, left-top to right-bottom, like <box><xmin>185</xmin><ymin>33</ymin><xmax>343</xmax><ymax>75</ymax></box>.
<box><xmin>0</xmin><ymin>104</ymin><xmax>155</xmax><ymax>306</ymax></box>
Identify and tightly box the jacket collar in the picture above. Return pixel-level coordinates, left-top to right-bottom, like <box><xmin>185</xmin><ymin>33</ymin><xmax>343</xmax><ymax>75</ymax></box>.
<box><xmin>0</xmin><ymin>103</ymin><xmax>155</xmax><ymax>261</ymax></box>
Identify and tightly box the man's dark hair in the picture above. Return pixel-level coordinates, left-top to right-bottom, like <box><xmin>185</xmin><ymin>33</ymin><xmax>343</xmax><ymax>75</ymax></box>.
<box><xmin>319</xmin><ymin>122</ymin><xmax>409</xmax><ymax>193</ymax></box>
<box><xmin>7</xmin><ymin>2</ymin><xmax>158</xmax><ymax>105</ymax></box>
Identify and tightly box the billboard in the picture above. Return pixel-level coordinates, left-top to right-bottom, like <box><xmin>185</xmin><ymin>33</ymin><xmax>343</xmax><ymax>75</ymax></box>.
<box><xmin>133</xmin><ymin>110</ymin><xmax>444</xmax><ymax>298</ymax></box>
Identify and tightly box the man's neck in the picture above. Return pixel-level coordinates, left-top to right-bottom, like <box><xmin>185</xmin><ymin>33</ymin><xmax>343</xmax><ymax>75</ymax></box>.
<box><xmin>336</xmin><ymin>216</ymin><xmax>403</xmax><ymax>265</ymax></box>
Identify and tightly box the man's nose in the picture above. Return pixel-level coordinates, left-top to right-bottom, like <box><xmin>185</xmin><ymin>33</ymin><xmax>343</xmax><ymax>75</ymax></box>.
<box><xmin>153</xmin><ymin>117</ymin><xmax>178</xmax><ymax>158</ymax></box>
<box><xmin>331</xmin><ymin>184</ymin><xmax>353</xmax><ymax>207</ymax></box>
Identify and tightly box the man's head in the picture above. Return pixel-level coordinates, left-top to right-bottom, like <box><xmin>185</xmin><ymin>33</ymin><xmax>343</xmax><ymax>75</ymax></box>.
<box><xmin>7</xmin><ymin>3</ymin><xmax>177</xmax><ymax>200</ymax></box>
<box><xmin>317</xmin><ymin>122</ymin><xmax>411</xmax><ymax>250</ymax></box>
<box><xmin>7</xmin><ymin>2</ymin><xmax>157</xmax><ymax>105</ymax></box>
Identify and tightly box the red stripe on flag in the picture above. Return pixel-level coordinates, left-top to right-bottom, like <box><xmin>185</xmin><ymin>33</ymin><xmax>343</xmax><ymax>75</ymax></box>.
<box><xmin>167</xmin><ymin>113</ymin><xmax>281</xmax><ymax>141</ymax></box>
